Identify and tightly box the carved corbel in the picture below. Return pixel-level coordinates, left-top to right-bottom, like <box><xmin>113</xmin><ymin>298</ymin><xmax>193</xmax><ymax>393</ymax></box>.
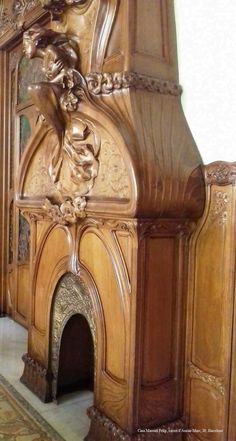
<box><xmin>23</xmin><ymin>24</ymin><xmax>101</xmax><ymax>224</ymax></box>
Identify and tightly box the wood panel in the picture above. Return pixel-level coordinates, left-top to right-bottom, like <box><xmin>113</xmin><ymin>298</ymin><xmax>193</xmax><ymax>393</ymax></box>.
<box><xmin>34</xmin><ymin>226</ymin><xmax>71</xmax><ymax>332</ymax></box>
<box><xmin>138</xmin><ymin>224</ymin><xmax>189</xmax><ymax>427</ymax></box>
<box><xmin>189</xmin><ymin>380</ymin><xmax>224</xmax><ymax>440</ymax></box>
<box><xmin>135</xmin><ymin>0</ymin><xmax>169</xmax><ymax>61</ymax></box>
<box><xmin>185</xmin><ymin>162</ymin><xmax>236</xmax><ymax>440</ymax></box>
<box><xmin>142</xmin><ymin>237</ymin><xmax>175</xmax><ymax>384</ymax></box>
<box><xmin>79</xmin><ymin>230</ymin><xmax>127</xmax><ymax>382</ymax></box>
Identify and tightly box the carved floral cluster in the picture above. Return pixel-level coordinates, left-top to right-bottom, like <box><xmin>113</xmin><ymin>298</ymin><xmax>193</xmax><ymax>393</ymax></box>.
<box><xmin>86</xmin><ymin>72</ymin><xmax>182</xmax><ymax>96</ymax></box>
<box><xmin>210</xmin><ymin>191</ymin><xmax>229</xmax><ymax>226</ymax></box>
<box><xmin>43</xmin><ymin>197</ymin><xmax>86</xmax><ymax>224</ymax></box>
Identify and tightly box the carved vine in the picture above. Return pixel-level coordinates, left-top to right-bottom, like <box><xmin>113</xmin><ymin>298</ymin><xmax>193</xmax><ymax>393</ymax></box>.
<box><xmin>189</xmin><ymin>362</ymin><xmax>225</xmax><ymax>396</ymax></box>
<box><xmin>23</xmin><ymin>24</ymin><xmax>101</xmax><ymax>223</ymax></box>
<box><xmin>210</xmin><ymin>191</ymin><xmax>229</xmax><ymax>226</ymax></box>
<box><xmin>86</xmin><ymin>72</ymin><xmax>182</xmax><ymax>96</ymax></box>
<box><xmin>50</xmin><ymin>273</ymin><xmax>97</xmax><ymax>400</ymax></box>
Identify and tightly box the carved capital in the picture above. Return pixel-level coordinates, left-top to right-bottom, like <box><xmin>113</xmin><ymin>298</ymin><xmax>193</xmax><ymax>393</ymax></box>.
<box><xmin>86</xmin><ymin>72</ymin><xmax>182</xmax><ymax>96</ymax></box>
<box><xmin>205</xmin><ymin>161</ymin><xmax>236</xmax><ymax>186</ymax></box>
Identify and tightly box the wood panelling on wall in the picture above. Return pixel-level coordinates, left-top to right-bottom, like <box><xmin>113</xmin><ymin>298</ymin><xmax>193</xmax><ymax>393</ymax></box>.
<box><xmin>185</xmin><ymin>162</ymin><xmax>236</xmax><ymax>441</ymax></box>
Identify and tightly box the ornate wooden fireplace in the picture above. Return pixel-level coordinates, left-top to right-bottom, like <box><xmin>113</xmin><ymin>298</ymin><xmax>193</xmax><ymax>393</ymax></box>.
<box><xmin>13</xmin><ymin>1</ymin><xmax>207</xmax><ymax>440</ymax></box>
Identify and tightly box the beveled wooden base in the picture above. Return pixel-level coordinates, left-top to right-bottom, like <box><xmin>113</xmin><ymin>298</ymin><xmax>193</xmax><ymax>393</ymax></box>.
<box><xmin>85</xmin><ymin>406</ymin><xmax>184</xmax><ymax>441</ymax></box>
<box><xmin>20</xmin><ymin>353</ymin><xmax>52</xmax><ymax>403</ymax></box>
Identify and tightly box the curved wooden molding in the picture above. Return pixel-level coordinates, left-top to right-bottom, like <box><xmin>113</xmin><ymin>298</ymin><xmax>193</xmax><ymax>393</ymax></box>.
<box><xmin>89</xmin><ymin>0</ymin><xmax>119</xmax><ymax>71</ymax></box>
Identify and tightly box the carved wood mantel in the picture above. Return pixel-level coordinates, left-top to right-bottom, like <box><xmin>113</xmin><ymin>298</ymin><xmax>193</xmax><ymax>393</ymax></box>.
<box><xmin>5</xmin><ymin>1</ymin><xmax>207</xmax><ymax>440</ymax></box>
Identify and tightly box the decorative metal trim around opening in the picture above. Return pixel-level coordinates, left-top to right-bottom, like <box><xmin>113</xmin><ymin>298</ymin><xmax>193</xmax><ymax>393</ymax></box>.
<box><xmin>50</xmin><ymin>272</ymin><xmax>97</xmax><ymax>400</ymax></box>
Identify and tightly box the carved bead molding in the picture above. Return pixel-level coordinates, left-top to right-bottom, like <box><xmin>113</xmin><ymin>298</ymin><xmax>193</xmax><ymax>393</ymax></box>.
<box><xmin>205</xmin><ymin>161</ymin><xmax>236</xmax><ymax>186</ymax></box>
<box><xmin>86</xmin><ymin>72</ymin><xmax>182</xmax><ymax>97</ymax></box>
<box><xmin>189</xmin><ymin>362</ymin><xmax>225</xmax><ymax>396</ymax></box>
<box><xmin>0</xmin><ymin>1</ymin><xmax>40</xmax><ymax>36</ymax></box>
<box><xmin>86</xmin><ymin>406</ymin><xmax>185</xmax><ymax>441</ymax></box>
<box><xmin>50</xmin><ymin>273</ymin><xmax>97</xmax><ymax>400</ymax></box>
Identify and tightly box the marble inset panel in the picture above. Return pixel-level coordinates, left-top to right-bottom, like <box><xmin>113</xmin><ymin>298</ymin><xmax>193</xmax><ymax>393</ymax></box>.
<box><xmin>18</xmin><ymin>56</ymin><xmax>45</xmax><ymax>104</ymax></box>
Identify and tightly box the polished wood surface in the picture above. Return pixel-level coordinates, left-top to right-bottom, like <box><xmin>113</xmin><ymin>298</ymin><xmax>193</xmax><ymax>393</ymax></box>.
<box><xmin>185</xmin><ymin>161</ymin><xmax>236</xmax><ymax>441</ymax></box>
<box><xmin>0</xmin><ymin>2</ymin><xmax>234</xmax><ymax>441</ymax></box>
<box><xmin>1</xmin><ymin>1</ymin><xmax>205</xmax><ymax>440</ymax></box>
<box><xmin>0</xmin><ymin>1</ymin><xmax>49</xmax><ymax>326</ymax></box>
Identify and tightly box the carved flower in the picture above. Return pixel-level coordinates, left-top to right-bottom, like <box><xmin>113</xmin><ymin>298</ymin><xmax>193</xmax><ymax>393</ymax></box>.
<box><xmin>60</xmin><ymin>90</ymin><xmax>79</xmax><ymax>112</ymax></box>
<box><xmin>60</xmin><ymin>200</ymin><xmax>77</xmax><ymax>223</ymax></box>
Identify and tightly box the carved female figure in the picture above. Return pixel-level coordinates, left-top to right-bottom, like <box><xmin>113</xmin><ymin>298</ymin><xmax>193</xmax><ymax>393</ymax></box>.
<box><xmin>23</xmin><ymin>25</ymin><xmax>89</xmax><ymax>183</ymax></box>
<box><xmin>23</xmin><ymin>24</ymin><xmax>82</xmax><ymax>147</ymax></box>
<box><xmin>23</xmin><ymin>24</ymin><xmax>100</xmax><ymax>220</ymax></box>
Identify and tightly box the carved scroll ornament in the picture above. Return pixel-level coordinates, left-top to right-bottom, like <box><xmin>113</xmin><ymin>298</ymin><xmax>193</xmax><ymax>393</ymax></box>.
<box><xmin>86</xmin><ymin>72</ymin><xmax>182</xmax><ymax>96</ymax></box>
<box><xmin>0</xmin><ymin>1</ymin><xmax>40</xmax><ymax>35</ymax></box>
<box><xmin>23</xmin><ymin>24</ymin><xmax>100</xmax><ymax>223</ymax></box>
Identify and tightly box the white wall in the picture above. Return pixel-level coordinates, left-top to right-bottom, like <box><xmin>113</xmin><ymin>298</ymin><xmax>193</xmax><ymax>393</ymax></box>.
<box><xmin>174</xmin><ymin>0</ymin><xmax>236</xmax><ymax>164</ymax></box>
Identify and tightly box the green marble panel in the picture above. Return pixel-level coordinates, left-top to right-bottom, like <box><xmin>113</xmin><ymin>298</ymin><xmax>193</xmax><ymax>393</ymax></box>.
<box><xmin>18</xmin><ymin>55</ymin><xmax>45</xmax><ymax>103</ymax></box>
<box><xmin>20</xmin><ymin>115</ymin><xmax>31</xmax><ymax>156</ymax></box>
<box><xmin>18</xmin><ymin>214</ymin><xmax>30</xmax><ymax>263</ymax></box>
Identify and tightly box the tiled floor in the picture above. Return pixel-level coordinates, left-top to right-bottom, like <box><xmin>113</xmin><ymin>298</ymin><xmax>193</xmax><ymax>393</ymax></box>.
<box><xmin>0</xmin><ymin>317</ymin><xmax>93</xmax><ymax>441</ymax></box>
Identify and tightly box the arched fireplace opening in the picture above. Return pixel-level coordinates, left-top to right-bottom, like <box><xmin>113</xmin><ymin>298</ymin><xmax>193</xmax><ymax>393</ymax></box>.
<box><xmin>50</xmin><ymin>272</ymin><xmax>97</xmax><ymax>402</ymax></box>
<box><xmin>57</xmin><ymin>313</ymin><xmax>94</xmax><ymax>397</ymax></box>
